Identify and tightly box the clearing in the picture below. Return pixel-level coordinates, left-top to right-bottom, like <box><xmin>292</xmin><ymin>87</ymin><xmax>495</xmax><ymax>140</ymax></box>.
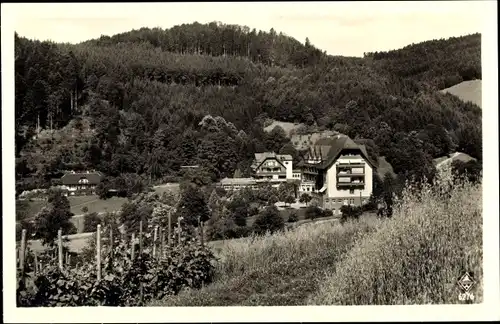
<box><xmin>440</xmin><ymin>80</ymin><xmax>482</xmax><ymax>108</ymax></box>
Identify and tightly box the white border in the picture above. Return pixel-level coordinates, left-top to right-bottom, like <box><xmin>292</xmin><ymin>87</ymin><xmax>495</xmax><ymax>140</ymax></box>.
<box><xmin>2</xmin><ymin>2</ymin><xmax>499</xmax><ymax>322</ymax></box>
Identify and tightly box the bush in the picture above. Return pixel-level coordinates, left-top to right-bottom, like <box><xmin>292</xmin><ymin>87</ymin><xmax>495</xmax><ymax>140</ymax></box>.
<box><xmin>83</xmin><ymin>212</ymin><xmax>102</xmax><ymax>233</ymax></box>
<box><xmin>309</xmin><ymin>175</ymin><xmax>483</xmax><ymax>305</ymax></box>
<box><xmin>253</xmin><ymin>206</ymin><xmax>285</xmax><ymax>235</ymax></box>
<box><xmin>340</xmin><ymin>205</ymin><xmax>363</xmax><ymax>224</ymax></box>
<box><xmin>287</xmin><ymin>211</ymin><xmax>299</xmax><ymax>223</ymax></box>
<box><xmin>305</xmin><ymin>205</ymin><xmax>323</xmax><ymax>220</ymax></box>
<box><xmin>323</xmin><ymin>209</ymin><xmax>334</xmax><ymax>217</ymax></box>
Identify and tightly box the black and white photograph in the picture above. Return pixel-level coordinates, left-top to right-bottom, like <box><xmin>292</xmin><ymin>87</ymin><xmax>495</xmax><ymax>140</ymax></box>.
<box><xmin>2</xmin><ymin>1</ymin><xmax>499</xmax><ymax>322</ymax></box>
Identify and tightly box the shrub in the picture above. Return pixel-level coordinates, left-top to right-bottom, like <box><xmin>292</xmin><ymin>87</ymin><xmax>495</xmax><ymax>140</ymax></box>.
<box><xmin>299</xmin><ymin>193</ymin><xmax>312</xmax><ymax>205</ymax></box>
<box><xmin>287</xmin><ymin>211</ymin><xmax>299</xmax><ymax>223</ymax></box>
<box><xmin>308</xmin><ymin>174</ymin><xmax>482</xmax><ymax>305</ymax></box>
<box><xmin>253</xmin><ymin>206</ymin><xmax>284</xmax><ymax>235</ymax></box>
<box><xmin>322</xmin><ymin>209</ymin><xmax>333</xmax><ymax>217</ymax></box>
<box><xmin>340</xmin><ymin>205</ymin><xmax>363</xmax><ymax>224</ymax></box>
<box><xmin>83</xmin><ymin>212</ymin><xmax>102</xmax><ymax>233</ymax></box>
<box><xmin>305</xmin><ymin>205</ymin><xmax>323</xmax><ymax>220</ymax></box>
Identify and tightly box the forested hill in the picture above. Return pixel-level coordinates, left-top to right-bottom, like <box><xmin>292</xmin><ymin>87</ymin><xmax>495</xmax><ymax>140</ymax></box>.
<box><xmin>365</xmin><ymin>33</ymin><xmax>481</xmax><ymax>89</ymax></box>
<box><xmin>14</xmin><ymin>22</ymin><xmax>482</xmax><ymax>194</ymax></box>
<box><xmin>82</xmin><ymin>22</ymin><xmax>326</xmax><ymax>68</ymax></box>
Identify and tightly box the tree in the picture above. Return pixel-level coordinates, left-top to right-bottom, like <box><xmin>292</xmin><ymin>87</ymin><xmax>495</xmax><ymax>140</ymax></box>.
<box><xmin>284</xmin><ymin>195</ymin><xmax>295</xmax><ymax>207</ymax></box>
<box><xmin>119</xmin><ymin>201</ymin><xmax>153</xmax><ymax>234</ymax></box>
<box><xmin>227</xmin><ymin>197</ymin><xmax>249</xmax><ymax>227</ymax></box>
<box><xmin>299</xmin><ymin>193</ymin><xmax>312</xmax><ymax>206</ymax></box>
<box><xmin>34</xmin><ymin>189</ymin><xmax>76</xmax><ymax>246</ymax></box>
<box><xmin>253</xmin><ymin>206</ymin><xmax>284</xmax><ymax>234</ymax></box>
<box><xmin>83</xmin><ymin>212</ymin><xmax>102</xmax><ymax>233</ymax></box>
<box><xmin>16</xmin><ymin>199</ymin><xmax>31</xmax><ymax>222</ymax></box>
<box><xmin>175</xmin><ymin>184</ymin><xmax>211</xmax><ymax>228</ymax></box>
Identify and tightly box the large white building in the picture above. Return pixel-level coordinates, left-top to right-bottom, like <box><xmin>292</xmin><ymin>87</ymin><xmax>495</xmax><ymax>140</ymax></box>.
<box><xmin>298</xmin><ymin>135</ymin><xmax>375</xmax><ymax>214</ymax></box>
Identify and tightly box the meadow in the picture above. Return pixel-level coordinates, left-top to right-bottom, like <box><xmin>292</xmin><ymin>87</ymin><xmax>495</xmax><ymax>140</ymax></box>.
<box><xmin>150</xmin><ymin>173</ymin><xmax>482</xmax><ymax>306</ymax></box>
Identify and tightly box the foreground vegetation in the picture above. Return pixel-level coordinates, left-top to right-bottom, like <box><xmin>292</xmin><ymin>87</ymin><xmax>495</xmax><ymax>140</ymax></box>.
<box><xmin>17</xmin><ymin>228</ymin><xmax>216</xmax><ymax>307</ymax></box>
<box><xmin>150</xmin><ymin>173</ymin><xmax>482</xmax><ymax>306</ymax></box>
<box><xmin>150</xmin><ymin>217</ymin><xmax>382</xmax><ymax>306</ymax></box>
<box><xmin>309</xmin><ymin>173</ymin><xmax>482</xmax><ymax>305</ymax></box>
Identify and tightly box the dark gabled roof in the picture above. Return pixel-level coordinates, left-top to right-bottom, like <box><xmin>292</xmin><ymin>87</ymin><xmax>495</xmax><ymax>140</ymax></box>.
<box><xmin>251</xmin><ymin>152</ymin><xmax>292</xmax><ymax>171</ymax></box>
<box><xmin>61</xmin><ymin>171</ymin><xmax>103</xmax><ymax>185</ymax></box>
<box><xmin>298</xmin><ymin>135</ymin><xmax>376</xmax><ymax>170</ymax></box>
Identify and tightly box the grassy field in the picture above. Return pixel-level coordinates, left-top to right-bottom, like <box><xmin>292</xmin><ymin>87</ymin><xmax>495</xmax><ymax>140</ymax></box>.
<box><xmin>309</xmin><ymin>176</ymin><xmax>482</xmax><ymax>304</ymax></box>
<box><xmin>151</xmin><ymin>216</ymin><xmax>382</xmax><ymax>306</ymax></box>
<box><xmin>150</xmin><ymin>174</ymin><xmax>482</xmax><ymax>306</ymax></box>
<box><xmin>440</xmin><ymin>80</ymin><xmax>482</xmax><ymax>108</ymax></box>
<box><xmin>263</xmin><ymin>120</ymin><xmax>303</xmax><ymax>137</ymax></box>
<box><xmin>22</xmin><ymin>184</ymin><xmax>180</xmax><ymax>220</ymax></box>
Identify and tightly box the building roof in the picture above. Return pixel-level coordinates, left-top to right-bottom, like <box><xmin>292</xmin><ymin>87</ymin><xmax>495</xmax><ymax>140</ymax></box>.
<box><xmin>219</xmin><ymin>177</ymin><xmax>257</xmax><ymax>186</ymax></box>
<box><xmin>61</xmin><ymin>171</ymin><xmax>103</xmax><ymax>185</ymax></box>
<box><xmin>251</xmin><ymin>152</ymin><xmax>292</xmax><ymax>170</ymax></box>
<box><xmin>434</xmin><ymin>152</ymin><xmax>476</xmax><ymax>169</ymax></box>
<box><xmin>299</xmin><ymin>134</ymin><xmax>375</xmax><ymax>169</ymax></box>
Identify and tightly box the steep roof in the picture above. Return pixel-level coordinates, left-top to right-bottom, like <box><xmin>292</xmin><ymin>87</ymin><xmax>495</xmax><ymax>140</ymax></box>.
<box><xmin>61</xmin><ymin>171</ymin><xmax>103</xmax><ymax>185</ymax></box>
<box><xmin>299</xmin><ymin>135</ymin><xmax>376</xmax><ymax>169</ymax></box>
<box><xmin>251</xmin><ymin>152</ymin><xmax>292</xmax><ymax>170</ymax></box>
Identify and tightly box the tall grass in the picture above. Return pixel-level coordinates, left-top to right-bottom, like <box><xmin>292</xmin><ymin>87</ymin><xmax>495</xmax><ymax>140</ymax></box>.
<box><xmin>150</xmin><ymin>217</ymin><xmax>382</xmax><ymax>306</ymax></box>
<box><xmin>308</xmin><ymin>171</ymin><xmax>482</xmax><ymax>305</ymax></box>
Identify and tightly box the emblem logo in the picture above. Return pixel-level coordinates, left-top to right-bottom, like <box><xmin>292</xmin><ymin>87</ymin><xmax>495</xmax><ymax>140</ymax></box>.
<box><xmin>457</xmin><ymin>272</ymin><xmax>475</xmax><ymax>293</ymax></box>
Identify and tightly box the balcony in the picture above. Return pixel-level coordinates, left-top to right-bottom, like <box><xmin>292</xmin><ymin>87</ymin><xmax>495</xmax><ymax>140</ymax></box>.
<box><xmin>337</xmin><ymin>172</ymin><xmax>365</xmax><ymax>177</ymax></box>
<box><xmin>337</xmin><ymin>182</ymin><xmax>365</xmax><ymax>188</ymax></box>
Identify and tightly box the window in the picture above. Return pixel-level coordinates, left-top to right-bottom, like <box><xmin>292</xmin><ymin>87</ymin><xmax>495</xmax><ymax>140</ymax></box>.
<box><xmin>349</xmin><ymin>189</ymin><xmax>354</xmax><ymax>194</ymax></box>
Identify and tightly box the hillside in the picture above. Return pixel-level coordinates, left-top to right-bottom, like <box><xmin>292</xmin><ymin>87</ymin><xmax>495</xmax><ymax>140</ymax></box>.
<box><xmin>15</xmin><ymin>24</ymin><xmax>482</xmax><ymax>195</ymax></box>
<box><xmin>440</xmin><ymin>80</ymin><xmax>482</xmax><ymax>108</ymax></box>
<box><xmin>149</xmin><ymin>177</ymin><xmax>482</xmax><ymax>305</ymax></box>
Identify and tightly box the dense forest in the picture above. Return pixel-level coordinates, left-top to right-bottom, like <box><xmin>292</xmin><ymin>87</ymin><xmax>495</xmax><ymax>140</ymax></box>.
<box><xmin>14</xmin><ymin>22</ymin><xmax>482</xmax><ymax>195</ymax></box>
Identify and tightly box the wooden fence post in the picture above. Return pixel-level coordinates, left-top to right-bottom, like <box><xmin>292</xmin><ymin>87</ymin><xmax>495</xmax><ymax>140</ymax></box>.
<box><xmin>109</xmin><ymin>226</ymin><xmax>114</xmax><ymax>260</ymax></box>
<box><xmin>96</xmin><ymin>224</ymin><xmax>101</xmax><ymax>281</ymax></box>
<box><xmin>20</xmin><ymin>229</ymin><xmax>27</xmax><ymax>273</ymax></box>
<box><xmin>138</xmin><ymin>221</ymin><xmax>144</xmax><ymax>305</ymax></box>
<box><xmin>200</xmin><ymin>221</ymin><xmax>205</xmax><ymax>246</ymax></box>
<box><xmin>139</xmin><ymin>221</ymin><xmax>143</xmax><ymax>255</ymax></box>
<box><xmin>131</xmin><ymin>233</ymin><xmax>135</xmax><ymax>261</ymax></box>
<box><xmin>168</xmin><ymin>211</ymin><xmax>172</xmax><ymax>247</ymax></box>
<box><xmin>34</xmin><ymin>251</ymin><xmax>39</xmax><ymax>274</ymax></box>
<box><xmin>160</xmin><ymin>227</ymin><xmax>165</xmax><ymax>259</ymax></box>
<box><xmin>153</xmin><ymin>226</ymin><xmax>158</xmax><ymax>258</ymax></box>
<box><xmin>58</xmin><ymin>229</ymin><xmax>63</xmax><ymax>271</ymax></box>
<box><xmin>177</xmin><ymin>217</ymin><xmax>181</xmax><ymax>245</ymax></box>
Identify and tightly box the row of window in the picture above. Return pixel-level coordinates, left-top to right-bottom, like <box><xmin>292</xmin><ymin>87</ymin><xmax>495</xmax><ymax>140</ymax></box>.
<box><xmin>325</xmin><ymin>198</ymin><xmax>367</xmax><ymax>204</ymax></box>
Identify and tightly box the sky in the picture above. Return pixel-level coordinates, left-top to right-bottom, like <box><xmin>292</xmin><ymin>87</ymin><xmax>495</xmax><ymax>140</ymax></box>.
<box><xmin>4</xmin><ymin>1</ymin><xmax>490</xmax><ymax>57</ymax></box>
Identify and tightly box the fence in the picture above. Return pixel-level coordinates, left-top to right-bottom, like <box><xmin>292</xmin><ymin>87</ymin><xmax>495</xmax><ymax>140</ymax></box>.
<box><xmin>17</xmin><ymin>213</ymin><xmax>206</xmax><ymax>280</ymax></box>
